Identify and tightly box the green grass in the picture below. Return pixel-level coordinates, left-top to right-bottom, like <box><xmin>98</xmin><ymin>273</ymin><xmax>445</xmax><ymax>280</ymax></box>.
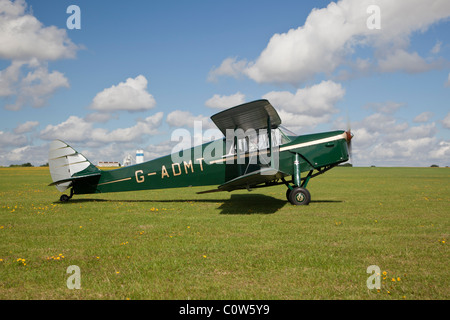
<box><xmin>0</xmin><ymin>167</ymin><xmax>448</xmax><ymax>299</ymax></box>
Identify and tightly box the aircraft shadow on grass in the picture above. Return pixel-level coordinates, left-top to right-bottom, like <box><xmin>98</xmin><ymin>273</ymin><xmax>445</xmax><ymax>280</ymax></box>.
<box><xmin>55</xmin><ymin>194</ymin><xmax>342</xmax><ymax>215</ymax></box>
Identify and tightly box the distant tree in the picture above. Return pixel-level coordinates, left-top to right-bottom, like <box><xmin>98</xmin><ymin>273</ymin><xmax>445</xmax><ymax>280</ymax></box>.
<box><xmin>338</xmin><ymin>163</ymin><xmax>353</xmax><ymax>167</ymax></box>
<box><xmin>430</xmin><ymin>164</ymin><xmax>439</xmax><ymax>168</ymax></box>
<box><xmin>9</xmin><ymin>163</ymin><xmax>33</xmax><ymax>167</ymax></box>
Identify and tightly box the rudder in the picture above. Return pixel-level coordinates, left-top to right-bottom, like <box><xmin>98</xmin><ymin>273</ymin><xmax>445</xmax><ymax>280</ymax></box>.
<box><xmin>48</xmin><ymin>140</ymin><xmax>101</xmax><ymax>192</ymax></box>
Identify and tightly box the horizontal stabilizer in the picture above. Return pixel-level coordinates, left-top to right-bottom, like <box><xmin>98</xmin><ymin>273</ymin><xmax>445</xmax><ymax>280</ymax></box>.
<box><xmin>48</xmin><ymin>172</ymin><xmax>102</xmax><ymax>187</ymax></box>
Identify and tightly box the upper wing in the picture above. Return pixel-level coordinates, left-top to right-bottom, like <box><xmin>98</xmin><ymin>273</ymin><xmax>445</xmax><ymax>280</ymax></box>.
<box><xmin>210</xmin><ymin>99</ymin><xmax>281</xmax><ymax>136</ymax></box>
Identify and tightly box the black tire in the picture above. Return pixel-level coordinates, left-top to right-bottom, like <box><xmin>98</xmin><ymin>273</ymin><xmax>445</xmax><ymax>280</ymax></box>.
<box><xmin>288</xmin><ymin>187</ymin><xmax>311</xmax><ymax>205</ymax></box>
<box><xmin>60</xmin><ymin>194</ymin><xmax>70</xmax><ymax>202</ymax></box>
<box><xmin>286</xmin><ymin>188</ymin><xmax>292</xmax><ymax>201</ymax></box>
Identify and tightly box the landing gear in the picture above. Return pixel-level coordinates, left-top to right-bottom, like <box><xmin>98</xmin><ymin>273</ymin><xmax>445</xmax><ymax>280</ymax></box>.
<box><xmin>287</xmin><ymin>187</ymin><xmax>311</xmax><ymax>205</ymax></box>
<box><xmin>60</xmin><ymin>188</ymin><xmax>74</xmax><ymax>202</ymax></box>
<box><xmin>283</xmin><ymin>154</ymin><xmax>313</xmax><ymax>206</ymax></box>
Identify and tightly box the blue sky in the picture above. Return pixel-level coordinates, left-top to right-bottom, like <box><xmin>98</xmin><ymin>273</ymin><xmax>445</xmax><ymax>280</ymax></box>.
<box><xmin>1</xmin><ymin>0</ymin><xmax>449</xmax><ymax>167</ymax></box>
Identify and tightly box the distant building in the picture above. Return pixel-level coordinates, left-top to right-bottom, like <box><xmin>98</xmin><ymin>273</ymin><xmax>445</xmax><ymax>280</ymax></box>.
<box><xmin>98</xmin><ymin>161</ymin><xmax>120</xmax><ymax>167</ymax></box>
<box><xmin>136</xmin><ymin>150</ymin><xmax>144</xmax><ymax>164</ymax></box>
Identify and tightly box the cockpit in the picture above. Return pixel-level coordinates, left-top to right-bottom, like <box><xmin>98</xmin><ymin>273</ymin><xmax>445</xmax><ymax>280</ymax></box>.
<box><xmin>225</xmin><ymin>125</ymin><xmax>297</xmax><ymax>156</ymax></box>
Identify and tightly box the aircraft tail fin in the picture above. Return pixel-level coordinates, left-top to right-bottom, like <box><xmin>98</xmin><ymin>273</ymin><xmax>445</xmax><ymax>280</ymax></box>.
<box><xmin>48</xmin><ymin>140</ymin><xmax>101</xmax><ymax>192</ymax></box>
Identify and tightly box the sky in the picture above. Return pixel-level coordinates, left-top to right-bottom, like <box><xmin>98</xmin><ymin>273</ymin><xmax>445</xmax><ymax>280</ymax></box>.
<box><xmin>0</xmin><ymin>0</ymin><xmax>449</xmax><ymax>167</ymax></box>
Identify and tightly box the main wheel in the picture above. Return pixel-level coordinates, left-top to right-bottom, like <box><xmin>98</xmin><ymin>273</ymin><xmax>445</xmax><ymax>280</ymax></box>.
<box><xmin>286</xmin><ymin>188</ymin><xmax>292</xmax><ymax>201</ymax></box>
<box><xmin>288</xmin><ymin>187</ymin><xmax>311</xmax><ymax>205</ymax></box>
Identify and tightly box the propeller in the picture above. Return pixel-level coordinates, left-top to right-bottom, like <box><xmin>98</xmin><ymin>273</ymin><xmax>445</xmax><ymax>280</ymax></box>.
<box><xmin>345</xmin><ymin>114</ymin><xmax>354</xmax><ymax>165</ymax></box>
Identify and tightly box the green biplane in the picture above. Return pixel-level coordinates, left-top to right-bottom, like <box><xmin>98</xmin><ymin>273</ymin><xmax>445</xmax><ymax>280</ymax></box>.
<box><xmin>48</xmin><ymin>99</ymin><xmax>353</xmax><ymax>205</ymax></box>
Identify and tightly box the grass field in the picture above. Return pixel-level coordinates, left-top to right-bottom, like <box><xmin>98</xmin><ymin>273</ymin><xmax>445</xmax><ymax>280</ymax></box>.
<box><xmin>0</xmin><ymin>166</ymin><xmax>448</xmax><ymax>300</ymax></box>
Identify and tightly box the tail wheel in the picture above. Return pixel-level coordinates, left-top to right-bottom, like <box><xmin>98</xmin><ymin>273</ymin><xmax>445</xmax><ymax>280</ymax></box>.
<box><xmin>288</xmin><ymin>187</ymin><xmax>311</xmax><ymax>205</ymax></box>
<box><xmin>60</xmin><ymin>188</ymin><xmax>74</xmax><ymax>202</ymax></box>
<box><xmin>60</xmin><ymin>194</ymin><xmax>70</xmax><ymax>202</ymax></box>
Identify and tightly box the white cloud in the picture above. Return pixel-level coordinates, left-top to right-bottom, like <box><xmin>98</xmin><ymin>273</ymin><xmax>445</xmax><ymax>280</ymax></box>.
<box><xmin>208</xmin><ymin>57</ymin><xmax>248</xmax><ymax>82</ymax></box>
<box><xmin>2</xmin><ymin>62</ymin><xmax>70</xmax><ymax>110</ymax></box>
<box><xmin>277</xmin><ymin>109</ymin><xmax>334</xmax><ymax>132</ymax></box>
<box><xmin>40</xmin><ymin>112</ymin><xmax>164</xmax><ymax>145</ymax></box>
<box><xmin>40</xmin><ymin>115</ymin><xmax>93</xmax><ymax>143</ymax></box>
<box><xmin>90</xmin><ymin>75</ymin><xmax>156</xmax><ymax>113</ymax></box>
<box><xmin>0</xmin><ymin>0</ymin><xmax>78</xmax><ymax>110</ymax></box>
<box><xmin>443</xmin><ymin>112</ymin><xmax>450</xmax><ymax>129</ymax></box>
<box><xmin>352</xmin><ymin>112</ymin><xmax>448</xmax><ymax>166</ymax></box>
<box><xmin>14</xmin><ymin>120</ymin><xmax>39</xmax><ymax>134</ymax></box>
<box><xmin>263</xmin><ymin>80</ymin><xmax>345</xmax><ymax>131</ymax></box>
<box><xmin>204</xmin><ymin>92</ymin><xmax>246</xmax><ymax>109</ymax></box>
<box><xmin>364</xmin><ymin>101</ymin><xmax>405</xmax><ymax>114</ymax></box>
<box><xmin>431</xmin><ymin>40</ymin><xmax>442</xmax><ymax>54</ymax></box>
<box><xmin>445</xmin><ymin>73</ymin><xmax>450</xmax><ymax>87</ymax></box>
<box><xmin>429</xmin><ymin>141</ymin><xmax>450</xmax><ymax>160</ymax></box>
<box><xmin>212</xmin><ymin>0</ymin><xmax>450</xmax><ymax>84</ymax></box>
<box><xmin>92</xmin><ymin>113</ymin><xmax>164</xmax><ymax>143</ymax></box>
<box><xmin>84</xmin><ymin>112</ymin><xmax>115</xmax><ymax>123</ymax></box>
<box><xmin>377</xmin><ymin>49</ymin><xmax>435</xmax><ymax>74</ymax></box>
<box><xmin>0</xmin><ymin>60</ymin><xmax>21</xmax><ymax>97</ymax></box>
<box><xmin>0</xmin><ymin>130</ymin><xmax>27</xmax><ymax>147</ymax></box>
<box><xmin>0</xmin><ymin>144</ymin><xmax>48</xmax><ymax>166</ymax></box>
<box><xmin>264</xmin><ymin>80</ymin><xmax>345</xmax><ymax>116</ymax></box>
<box><xmin>413</xmin><ymin>112</ymin><xmax>434</xmax><ymax>123</ymax></box>
<box><xmin>0</xmin><ymin>0</ymin><xmax>79</xmax><ymax>61</ymax></box>
<box><xmin>166</xmin><ymin>110</ymin><xmax>213</xmax><ymax>129</ymax></box>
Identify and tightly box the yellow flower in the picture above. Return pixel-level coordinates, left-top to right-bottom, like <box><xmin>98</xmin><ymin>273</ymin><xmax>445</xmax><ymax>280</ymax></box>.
<box><xmin>391</xmin><ymin>278</ymin><xmax>396</xmax><ymax>282</ymax></box>
<box><xmin>397</xmin><ymin>277</ymin><xmax>401</xmax><ymax>281</ymax></box>
<box><xmin>382</xmin><ymin>271</ymin><xmax>387</xmax><ymax>276</ymax></box>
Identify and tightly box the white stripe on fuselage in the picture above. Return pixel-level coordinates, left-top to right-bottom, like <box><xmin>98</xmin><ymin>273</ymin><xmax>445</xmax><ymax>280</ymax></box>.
<box><xmin>279</xmin><ymin>132</ymin><xmax>346</xmax><ymax>152</ymax></box>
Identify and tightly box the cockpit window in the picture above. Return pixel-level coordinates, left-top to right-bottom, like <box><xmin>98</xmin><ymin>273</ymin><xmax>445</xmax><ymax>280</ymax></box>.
<box><xmin>225</xmin><ymin>126</ymin><xmax>296</xmax><ymax>155</ymax></box>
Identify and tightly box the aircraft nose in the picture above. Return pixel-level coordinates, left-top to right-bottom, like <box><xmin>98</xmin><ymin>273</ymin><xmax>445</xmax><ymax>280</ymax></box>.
<box><xmin>345</xmin><ymin>130</ymin><xmax>353</xmax><ymax>142</ymax></box>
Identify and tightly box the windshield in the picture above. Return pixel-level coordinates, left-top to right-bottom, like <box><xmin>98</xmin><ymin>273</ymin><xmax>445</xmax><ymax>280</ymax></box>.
<box><xmin>279</xmin><ymin>125</ymin><xmax>298</xmax><ymax>138</ymax></box>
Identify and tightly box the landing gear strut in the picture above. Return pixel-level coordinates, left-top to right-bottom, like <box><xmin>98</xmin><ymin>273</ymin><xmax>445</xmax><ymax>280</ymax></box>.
<box><xmin>60</xmin><ymin>188</ymin><xmax>74</xmax><ymax>202</ymax></box>
<box><xmin>284</xmin><ymin>153</ymin><xmax>313</xmax><ymax>205</ymax></box>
